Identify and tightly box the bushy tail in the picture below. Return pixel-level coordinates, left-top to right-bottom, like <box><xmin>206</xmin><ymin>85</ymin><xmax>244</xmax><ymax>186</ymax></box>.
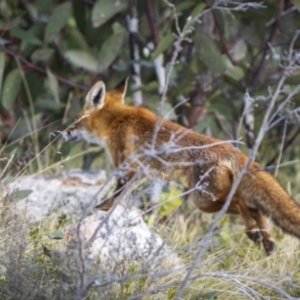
<box><xmin>243</xmin><ymin>170</ymin><xmax>300</xmax><ymax>239</ymax></box>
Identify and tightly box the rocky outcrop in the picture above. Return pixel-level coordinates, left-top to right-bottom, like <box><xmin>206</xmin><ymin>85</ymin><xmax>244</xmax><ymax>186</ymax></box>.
<box><xmin>6</xmin><ymin>169</ymin><xmax>183</xmax><ymax>273</ymax></box>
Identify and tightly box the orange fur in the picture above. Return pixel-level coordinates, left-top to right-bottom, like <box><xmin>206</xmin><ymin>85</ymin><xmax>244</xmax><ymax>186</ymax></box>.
<box><xmin>63</xmin><ymin>81</ymin><xmax>300</xmax><ymax>255</ymax></box>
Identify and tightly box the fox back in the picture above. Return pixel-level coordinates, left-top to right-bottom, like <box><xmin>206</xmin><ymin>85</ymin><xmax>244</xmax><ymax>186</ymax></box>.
<box><xmin>63</xmin><ymin>81</ymin><xmax>241</xmax><ymax>178</ymax></box>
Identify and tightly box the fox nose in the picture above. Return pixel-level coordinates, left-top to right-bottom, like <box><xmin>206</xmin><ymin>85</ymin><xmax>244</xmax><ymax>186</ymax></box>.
<box><xmin>62</xmin><ymin>128</ymin><xmax>80</xmax><ymax>142</ymax></box>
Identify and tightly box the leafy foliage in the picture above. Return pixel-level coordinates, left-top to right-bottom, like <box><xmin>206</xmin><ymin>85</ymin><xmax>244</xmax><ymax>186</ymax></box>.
<box><xmin>1</xmin><ymin>0</ymin><xmax>300</xmax><ymax>174</ymax></box>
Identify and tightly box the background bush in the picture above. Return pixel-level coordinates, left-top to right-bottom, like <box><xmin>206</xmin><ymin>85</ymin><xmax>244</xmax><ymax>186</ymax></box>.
<box><xmin>1</xmin><ymin>0</ymin><xmax>300</xmax><ymax>176</ymax></box>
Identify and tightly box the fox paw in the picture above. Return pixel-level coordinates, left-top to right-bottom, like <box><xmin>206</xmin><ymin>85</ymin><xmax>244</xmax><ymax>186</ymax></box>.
<box><xmin>94</xmin><ymin>198</ymin><xmax>114</xmax><ymax>211</ymax></box>
<box><xmin>263</xmin><ymin>239</ymin><xmax>275</xmax><ymax>256</ymax></box>
<box><xmin>246</xmin><ymin>229</ymin><xmax>263</xmax><ymax>244</ymax></box>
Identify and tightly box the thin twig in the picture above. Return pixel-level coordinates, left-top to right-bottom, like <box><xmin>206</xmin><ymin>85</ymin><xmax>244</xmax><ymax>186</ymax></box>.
<box><xmin>146</xmin><ymin>0</ymin><xmax>159</xmax><ymax>47</ymax></box>
<box><xmin>0</xmin><ymin>47</ymin><xmax>88</xmax><ymax>91</ymax></box>
<box><xmin>211</xmin><ymin>10</ymin><xmax>236</xmax><ymax>66</ymax></box>
<box><xmin>248</xmin><ymin>0</ymin><xmax>284</xmax><ymax>90</ymax></box>
<box><xmin>266</xmin><ymin>128</ymin><xmax>300</xmax><ymax>167</ymax></box>
<box><xmin>274</xmin><ymin>120</ymin><xmax>287</xmax><ymax>177</ymax></box>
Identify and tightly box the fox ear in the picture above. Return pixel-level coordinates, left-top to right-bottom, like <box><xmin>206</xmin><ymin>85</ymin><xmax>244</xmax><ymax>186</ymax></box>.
<box><xmin>121</xmin><ymin>77</ymin><xmax>129</xmax><ymax>103</ymax></box>
<box><xmin>115</xmin><ymin>77</ymin><xmax>129</xmax><ymax>103</ymax></box>
<box><xmin>86</xmin><ymin>81</ymin><xmax>106</xmax><ymax>108</ymax></box>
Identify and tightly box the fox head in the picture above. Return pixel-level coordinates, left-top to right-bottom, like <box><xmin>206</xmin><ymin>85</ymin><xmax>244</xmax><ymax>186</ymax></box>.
<box><xmin>62</xmin><ymin>80</ymin><xmax>128</xmax><ymax>145</ymax></box>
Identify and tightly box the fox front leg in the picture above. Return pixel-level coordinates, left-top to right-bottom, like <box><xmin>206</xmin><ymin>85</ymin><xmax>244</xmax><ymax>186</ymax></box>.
<box><xmin>94</xmin><ymin>171</ymin><xmax>135</xmax><ymax>211</ymax></box>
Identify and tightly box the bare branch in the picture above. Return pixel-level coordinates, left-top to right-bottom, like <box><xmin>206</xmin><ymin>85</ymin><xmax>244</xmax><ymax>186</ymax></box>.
<box><xmin>0</xmin><ymin>47</ymin><xmax>88</xmax><ymax>91</ymax></box>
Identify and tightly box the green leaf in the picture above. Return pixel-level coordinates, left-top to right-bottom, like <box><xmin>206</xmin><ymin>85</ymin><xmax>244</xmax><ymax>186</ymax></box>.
<box><xmin>225</xmin><ymin>64</ymin><xmax>244</xmax><ymax>81</ymax></box>
<box><xmin>65</xmin><ymin>50</ymin><xmax>99</xmax><ymax>73</ymax></box>
<box><xmin>31</xmin><ymin>48</ymin><xmax>54</xmax><ymax>62</ymax></box>
<box><xmin>97</xmin><ymin>29</ymin><xmax>126</xmax><ymax>72</ymax></box>
<box><xmin>45</xmin><ymin>2</ymin><xmax>72</xmax><ymax>43</ymax></box>
<box><xmin>219</xmin><ymin>222</ymin><xmax>231</xmax><ymax>247</ymax></box>
<box><xmin>72</xmin><ymin>0</ymin><xmax>87</xmax><ymax>34</ymax></box>
<box><xmin>158</xmin><ymin>184</ymin><xmax>182</xmax><ymax>216</ymax></box>
<box><xmin>92</xmin><ymin>0</ymin><xmax>127</xmax><ymax>28</ymax></box>
<box><xmin>1</xmin><ymin>69</ymin><xmax>22</xmax><ymax>110</ymax></box>
<box><xmin>0</xmin><ymin>52</ymin><xmax>5</xmax><ymax>98</ymax></box>
<box><xmin>195</xmin><ymin>32</ymin><xmax>226</xmax><ymax>74</ymax></box>
<box><xmin>176</xmin><ymin>1</ymin><xmax>197</xmax><ymax>12</ymax></box>
<box><xmin>48</xmin><ymin>230</ymin><xmax>64</xmax><ymax>240</ymax></box>
<box><xmin>146</xmin><ymin>94</ymin><xmax>176</xmax><ymax>119</ymax></box>
<box><xmin>62</xmin><ymin>26</ymin><xmax>91</xmax><ymax>52</ymax></box>
<box><xmin>152</xmin><ymin>33</ymin><xmax>174</xmax><ymax>59</ymax></box>
<box><xmin>240</xmin><ymin>24</ymin><xmax>261</xmax><ymax>47</ymax></box>
<box><xmin>191</xmin><ymin>3</ymin><xmax>206</xmax><ymax>19</ymax></box>
<box><xmin>46</xmin><ymin>68</ymin><xmax>59</xmax><ymax>103</ymax></box>
<box><xmin>10</xmin><ymin>28</ymin><xmax>42</xmax><ymax>45</ymax></box>
<box><xmin>11</xmin><ymin>190</ymin><xmax>33</xmax><ymax>201</ymax></box>
<box><xmin>207</xmin><ymin>101</ymin><xmax>232</xmax><ymax>119</ymax></box>
<box><xmin>65</xmin><ymin>29</ymin><xmax>126</xmax><ymax>73</ymax></box>
<box><xmin>229</xmin><ymin>39</ymin><xmax>247</xmax><ymax>62</ymax></box>
<box><xmin>286</xmin><ymin>74</ymin><xmax>300</xmax><ymax>85</ymax></box>
<box><xmin>292</xmin><ymin>0</ymin><xmax>300</xmax><ymax>12</ymax></box>
<box><xmin>204</xmin><ymin>291</ymin><xmax>218</xmax><ymax>300</ymax></box>
<box><xmin>0</xmin><ymin>21</ymin><xmax>5</xmax><ymax>31</ymax></box>
<box><xmin>35</xmin><ymin>99</ymin><xmax>62</xmax><ymax>111</ymax></box>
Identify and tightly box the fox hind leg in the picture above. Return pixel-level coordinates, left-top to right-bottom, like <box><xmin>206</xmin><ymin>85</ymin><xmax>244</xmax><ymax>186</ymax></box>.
<box><xmin>190</xmin><ymin>165</ymin><xmax>262</xmax><ymax>243</ymax></box>
<box><xmin>234</xmin><ymin>201</ymin><xmax>275</xmax><ymax>255</ymax></box>
<box><xmin>190</xmin><ymin>165</ymin><xmax>274</xmax><ymax>254</ymax></box>
<box><xmin>193</xmin><ymin>194</ymin><xmax>273</xmax><ymax>252</ymax></box>
<box><xmin>249</xmin><ymin>209</ymin><xmax>275</xmax><ymax>255</ymax></box>
<box><xmin>234</xmin><ymin>201</ymin><xmax>263</xmax><ymax>244</ymax></box>
<box><xmin>192</xmin><ymin>192</ymin><xmax>263</xmax><ymax>243</ymax></box>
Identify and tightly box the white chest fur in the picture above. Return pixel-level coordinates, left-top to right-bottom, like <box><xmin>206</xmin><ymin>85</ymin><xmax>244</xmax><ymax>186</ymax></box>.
<box><xmin>81</xmin><ymin>129</ymin><xmax>107</xmax><ymax>147</ymax></box>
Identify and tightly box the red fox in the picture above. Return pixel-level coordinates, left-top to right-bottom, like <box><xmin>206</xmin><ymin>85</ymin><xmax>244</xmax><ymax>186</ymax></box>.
<box><xmin>63</xmin><ymin>80</ymin><xmax>300</xmax><ymax>255</ymax></box>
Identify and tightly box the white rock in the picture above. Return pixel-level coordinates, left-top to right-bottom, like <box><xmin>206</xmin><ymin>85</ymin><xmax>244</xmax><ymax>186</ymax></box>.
<box><xmin>67</xmin><ymin>205</ymin><xmax>182</xmax><ymax>271</ymax></box>
<box><xmin>6</xmin><ymin>170</ymin><xmax>183</xmax><ymax>273</ymax></box>
<box><xmin>6</xmin><ymin>169</ymin><xmax>109</xmax><ymax>222</ymax></box>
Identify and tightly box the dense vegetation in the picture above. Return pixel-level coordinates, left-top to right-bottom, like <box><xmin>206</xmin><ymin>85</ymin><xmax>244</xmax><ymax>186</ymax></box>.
<box><xmin>1</xmin><ymin>0</ymin><xmax>300</xmax><ymax>299</ymax></box>
<box><xmin>1</xmin><ymin>0</ymin><xmax>300</xmax><ymax>171</ymax></box>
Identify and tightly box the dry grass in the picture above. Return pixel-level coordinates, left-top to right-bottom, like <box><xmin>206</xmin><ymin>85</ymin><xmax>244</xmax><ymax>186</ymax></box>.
<box><xmin>158</xmin><ymin>207</ymin><xmax>300</xmax><ymax>300</ymax></box>
<box><xmin>1</xmin><ymin>176</ymin><xmax>300</xmax><ymax>300</ymax></box>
